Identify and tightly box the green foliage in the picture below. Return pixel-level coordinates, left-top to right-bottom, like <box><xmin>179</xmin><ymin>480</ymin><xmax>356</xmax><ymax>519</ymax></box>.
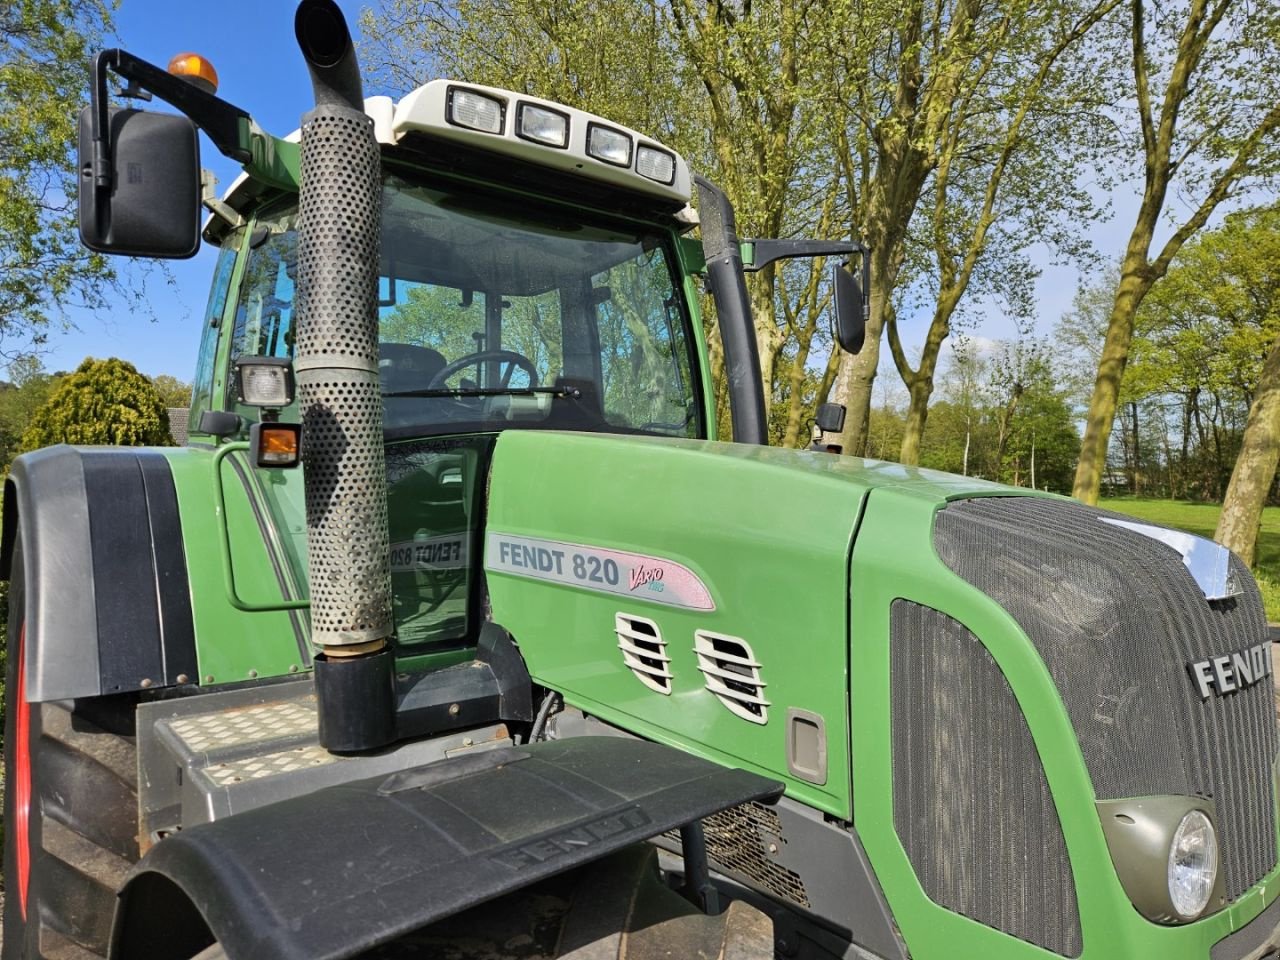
<box><xmin>1065</xmin><ymin>208</ymin><xmax>1280</xmax><ymax>502</ymax></box>
<box><xmin>895</xmin><ymin>338</ymin><xmax>1081</xmax><ymax>492</ymax></box>
<box><xmin>0</xmin><ymin>357</ymin><xmax>62</xmax><ymax>467</ymax></box>
<box><xmin>0</xmin><ymin>0</ymin><xmax>118</xmax><ymax>352</ymax></box>
<box><xmin>20</xmin><ymin>357</ymin><xmax>171</xmax><ymax>451</ymax></box>
<box><xmin>150</xmin><ymin>374</ymin><xmax>193</xmax><ymax>410</ymax></box>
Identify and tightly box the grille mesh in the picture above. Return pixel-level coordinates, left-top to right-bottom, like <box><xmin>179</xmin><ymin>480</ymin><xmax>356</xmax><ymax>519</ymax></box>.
<box><xmin>294</xmin><ymin>105</ymin><xmax>393</xmax><ymax>646</ymax></box>
<box><xmin>663</xmin><ymin>802</ymin><xmax>810</xmax><ymax>908</ymax></box>
<box><xmin>935</xmin><ymin>496</ymin><xmax>1279</xmax><ymax>902</ymax></box>
<box><xmin>892</xmin><ymin>602</ymin><xmax>1082</xmax><ymax>956</ymax></box>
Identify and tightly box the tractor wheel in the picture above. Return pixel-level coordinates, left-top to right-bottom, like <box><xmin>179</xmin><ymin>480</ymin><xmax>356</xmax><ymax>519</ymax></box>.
<box><xmin>2</xmin><ymin>534</ymin><xmax>141</xmax><ymax>960</ymax></box>
<box><xmin>366</xmin><ymin>843</ymin><xmax>774</xmax><ymax>959</ymax></box>
<box><xmin>184</xmin><ymin>845</ymin><xmax>770</xmax><ymax>960</ymax></box>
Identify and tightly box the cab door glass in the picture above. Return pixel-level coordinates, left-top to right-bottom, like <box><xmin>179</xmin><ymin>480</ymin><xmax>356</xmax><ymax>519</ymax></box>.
<box><xmin>595</xmin><ymin>245</ymin><xmax>696</xmax><ymax>435</ymax></box>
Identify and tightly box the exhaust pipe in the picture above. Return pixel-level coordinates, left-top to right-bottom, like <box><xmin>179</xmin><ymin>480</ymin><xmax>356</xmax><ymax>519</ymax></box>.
<box><xmin>293</xmin><ymin>0</ymin><xmax>395</xmax><ymax>751</ymax></box>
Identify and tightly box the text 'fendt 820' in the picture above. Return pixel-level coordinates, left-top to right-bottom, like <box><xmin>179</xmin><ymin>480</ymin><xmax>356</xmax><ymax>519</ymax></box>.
<box><xmin>3</xmin><ymin>2</ymin><xmax>1279</xmax><ymax>959</ymax></box>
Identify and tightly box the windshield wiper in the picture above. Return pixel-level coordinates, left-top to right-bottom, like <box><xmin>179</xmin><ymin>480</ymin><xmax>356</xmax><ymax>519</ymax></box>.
<box><xmin>382</xmin><ymin>385</ymin><xmax>584</xmax><ymax>399</ymax></box>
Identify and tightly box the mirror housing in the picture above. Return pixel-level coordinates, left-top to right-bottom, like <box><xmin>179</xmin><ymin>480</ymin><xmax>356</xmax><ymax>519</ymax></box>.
<box><xmin>77</xmin><ymin>104</ymin><xmax>201</xmax><ymax>258</ymax></box>
<box><xmin>833</xmin><ymin>260</ymin><xmax>867</xmax><ymax>355</ymax></box>
<box><xmin>814</xmin><ymin>402</ymin><xmax>846</xmax><ymax>434</ymax></box>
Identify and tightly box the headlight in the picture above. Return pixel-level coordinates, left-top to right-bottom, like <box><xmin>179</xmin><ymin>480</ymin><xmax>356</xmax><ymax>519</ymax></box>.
<box><xmin>1168</xmin><ymin>810</ymin><xmax>1218</xmax><ymax>919</ymax></box>
<box><xmin>1098</xmin><ymin>796</ymin><xmax>1225</xmax><ymax>924</ymax></box>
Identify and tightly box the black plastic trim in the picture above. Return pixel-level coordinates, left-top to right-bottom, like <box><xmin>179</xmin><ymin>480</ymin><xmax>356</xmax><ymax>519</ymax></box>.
<box><xmin>2</xmin><ymin>446</ymin><xmax>197</xmax><ymax>701</ymax></box>
<box><xmin>111</xmin><ymin>738</ymin><xmax>784</xmax><ymax>960</ymax></box>
<box><xmin>692</xmin><ymin>175</ymin><xmax>767</xmax><ymax>444</ymax></box>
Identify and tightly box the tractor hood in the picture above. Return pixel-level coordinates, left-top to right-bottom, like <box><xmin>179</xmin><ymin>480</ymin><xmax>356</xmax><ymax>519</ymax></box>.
<box><xmin>480</xmin><ymin>429</ymin><xmax>1038</xmax><ymax>820</ymax></box>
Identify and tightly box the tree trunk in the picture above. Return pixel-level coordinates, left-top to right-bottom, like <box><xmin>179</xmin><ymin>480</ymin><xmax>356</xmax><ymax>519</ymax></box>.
<box><xmin>1131</xmin><ymin>400</ymin><xmax>1140</xmax><ymax>495</ymax></box>
<box><xmin>899</xmin><ymin>375</ymin><xmax>931</xmax><ymax>465</ymax></box>
<box><xmin>1071</xmin><ymin>260</ymin><xmax>1152</xmax><ymax>503</ymax></box>
<box><xmin>1215</xmin><ymin>337</ymin><xmax>1280</xmax><ymax>567</ymax></box>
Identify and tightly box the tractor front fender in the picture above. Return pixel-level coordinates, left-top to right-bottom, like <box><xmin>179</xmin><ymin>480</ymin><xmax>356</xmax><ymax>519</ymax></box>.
<box><xmin>2</xmin><ymin>445</ymin><xmax>196</xmax><ymax>701</ymax></box>
<box><xmin>109</xmin><ymin>737</ymin><xmax>784</xmax><ymax>960</ymax></box>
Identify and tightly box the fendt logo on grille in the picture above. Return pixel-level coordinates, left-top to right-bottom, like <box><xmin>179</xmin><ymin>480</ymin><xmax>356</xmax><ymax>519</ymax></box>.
<box><xmin>1189</xmin><ymin>643</ymin><xmax>1273</xmax><ymax>699</ymax></box>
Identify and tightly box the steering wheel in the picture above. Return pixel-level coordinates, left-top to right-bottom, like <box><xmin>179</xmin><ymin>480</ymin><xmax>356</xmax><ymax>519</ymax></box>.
<box><xmin>427</xmin><ymin>350</ymin><xmax>539</xmax><ymax>391</ymax></box>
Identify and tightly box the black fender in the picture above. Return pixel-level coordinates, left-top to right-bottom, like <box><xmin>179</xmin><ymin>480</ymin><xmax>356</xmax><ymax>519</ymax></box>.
<box><xmin>2</xmin><ymin>445</ymin><xmax>196</xmax><ymax>701</ymax></box>
<box><xmin>109</xmin><ymin>737</ymin><xmax>785</xmax><ymax>960</ymax></box>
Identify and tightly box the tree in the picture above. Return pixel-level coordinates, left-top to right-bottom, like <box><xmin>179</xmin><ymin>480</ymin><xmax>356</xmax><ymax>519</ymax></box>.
<box><xmin>885</xmin><ymin>0</ymin><xmax>1118</xmax><ymax>465</ymax></box>
<box><xmin>20</xmin><ymin>357</ymin><xmax>171</xmax><ymax>451</ymax></box>
<box><xmin>362</xmin><ymin>0</ymin><xmax>844</xmax><ymax>440</ymax></box>
<box><xmin>1132</xmin><ymin>207</ymin><xmax>1280</xmax><ymax>565</ymax></box>
<box><xmin>0</xmin><ymin>356</ymin><xmax>62</xmax><ymax>466</ymax></box>
<box><xmin>0</xmin><ymin>0</ymin><xmax>120</xmax><ymax>353</ymax></box>
<box><xmin>150</xmin><ymin>374</ymin><xmax>193</xmax><ymax>410</ymax></box>
<box><xmin>1071</xmin><ymin>0</ymin><xmax>1280</xmax><ymax>503</ymax></box>
<box><xmin>824</xmin><ymin>0</ymin><xmax>1120</xmax><ymax>458</ymax></box>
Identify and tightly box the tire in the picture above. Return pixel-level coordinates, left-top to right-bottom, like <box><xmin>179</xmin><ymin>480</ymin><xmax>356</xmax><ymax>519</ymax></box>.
<box><xmin>367</xmin><ymin>843</ymin><xmax>773</xmax><ymax>959</ymax></box>
<box><xmin>2</xmin><ymin>534</ymin><xmax>141</xmax><ymax>960</ymax></box>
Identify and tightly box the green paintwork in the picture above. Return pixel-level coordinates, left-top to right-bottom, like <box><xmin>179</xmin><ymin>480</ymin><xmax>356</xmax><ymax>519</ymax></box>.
<box><xmin>847</xmin><ymin>487</ymin><xmax>1280</xmax><ymax>959</ymax></box>
<box><xmin>159</xmin><ymin>446</ymin><xmax>308</xmax><ymax>684</ymax></box>
<box><xmin>482</xmin><ymin>430</ymin><xmax>993</xmax><ymax>818</ymax></box>
<box><xmin>157</xmin><ymin>137</ymin><xmax>1280</xmax><ymax>958</ymax></box>
<box><xmin>242</xmin><ymin>125</ymin><xmax>300</xmax><ymax>191</ymax></box>
<box><xmin>211</xmin><ymin>443</ymin><xmax>308</xmax><ymax>612</ymax></box>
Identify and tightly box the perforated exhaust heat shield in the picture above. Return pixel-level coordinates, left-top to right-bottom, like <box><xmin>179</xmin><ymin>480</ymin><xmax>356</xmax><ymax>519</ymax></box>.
<box><xmin>293</xmin><ymin>4</ymin><xmax>392</xmax><ymax>651</ymax></box>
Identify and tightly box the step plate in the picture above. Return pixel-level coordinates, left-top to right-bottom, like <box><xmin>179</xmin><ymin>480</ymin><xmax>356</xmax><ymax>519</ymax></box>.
<box><xmin>137</xmin><ymin>680</ymin><xmax>511</xmax><ymax>845</ymax></box>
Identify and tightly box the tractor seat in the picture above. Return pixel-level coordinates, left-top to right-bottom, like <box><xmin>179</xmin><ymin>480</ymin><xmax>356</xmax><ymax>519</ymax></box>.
<box><xmin>379</xmin><ymin>343</ymin><xmax>447</xmax><ymax>394</ymax></box>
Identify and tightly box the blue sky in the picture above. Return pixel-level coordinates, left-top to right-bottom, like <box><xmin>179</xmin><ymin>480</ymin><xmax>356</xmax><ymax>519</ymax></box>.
<box><xmin>48</xmin><ymin>0</ymin><xmax>370</xmax><ymax>381</ymax></box>
<box><xmin>46</xmin><ymin>0</ymin><xmax>1110</xmax><ymax>387</ymax></box>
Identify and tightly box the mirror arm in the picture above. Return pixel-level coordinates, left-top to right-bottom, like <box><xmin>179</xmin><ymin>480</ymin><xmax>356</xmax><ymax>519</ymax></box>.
<box><xmin>743</xmin><ymin>238</ymin><xmax>870</xmax><ymax>323</ymax></box>
<box><xmin>90</xmin><ymin>49</ymin><xmax>253</xmax><ymax>184</ymax></box>
<box><xmin>742</xmin><ymin>238</ymin><xmax>864</xmax><ymax>272</ymax></box>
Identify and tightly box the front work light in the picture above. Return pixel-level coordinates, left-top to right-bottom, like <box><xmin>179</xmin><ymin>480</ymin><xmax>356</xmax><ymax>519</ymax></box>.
<box><xmin>636</xmin><ymin>145</ymin><xmax>675</xmax><ymax>184</ymax></box>
<box><xmin>517</xmin><ymin>103</ymin><xmax>569</xmax><ymax>148</ymax></box>
<box><xmin>448</xmin><ymin>88</ymin><xmax>504</xmax><ymax>134</ymax></box>
<box><xmin>587</xmin><ymin>123</ymin><xmax>632</xmax><ymax>167</ymax></box>
<box><xmin>1168</xmin><ymin>810</ymin><xmax>1218</xmax><ymax>920</ymax></box>
<box><xmin>234</xmin><ymin>356</ymin><xmax>295</xmax><ymax>409</ymax></box>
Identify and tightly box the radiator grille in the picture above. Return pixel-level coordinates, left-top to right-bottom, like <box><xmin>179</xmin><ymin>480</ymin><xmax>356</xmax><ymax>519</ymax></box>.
<box><xmin>663</xmin><ymin>802</ymin><xmax>810</xmax><ymax>908</ymax></box>
<box><xmin>935</xmin><ymin>496</ymin><xmax>1279</xmax><ymax>903</ymax></box>
<box><xmin>892</xmin><ymin>602</ymin><xmax>1081</xmax><ymax>956</ymax></box>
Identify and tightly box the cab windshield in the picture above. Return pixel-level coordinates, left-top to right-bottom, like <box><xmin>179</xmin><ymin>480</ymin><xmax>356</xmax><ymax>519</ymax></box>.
<box><xmin>228</xmin><ymin>172</ymin><xmax>703</xmax><ymax>438</ymax></box>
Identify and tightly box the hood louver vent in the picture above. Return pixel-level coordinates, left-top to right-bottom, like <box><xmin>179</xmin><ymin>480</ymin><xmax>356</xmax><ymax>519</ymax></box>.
<box><xmin>616</xmin><ymin>614</ymin><xmax>672</xmax><ymax>694</ymax></box>
<box><xmin>695</xmin><ymin>631</ymin><xmax>769</xmax><ymax>724</ymax></box>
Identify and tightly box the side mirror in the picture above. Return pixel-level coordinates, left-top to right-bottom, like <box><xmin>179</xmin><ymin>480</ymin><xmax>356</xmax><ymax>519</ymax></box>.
<box><xmin>814</xmin><ymin>402</ymin><xmax>845</xmax><ymax>434</ymax></box>
<box><xmin>78</xmin><ymin>105</ymin><xmax>201</xmax><ymax>258</ymax></box>
<box><xmin>833</xmin><ymin>259</ymin><xmax>868</xmax><ymax>354</ymax></box>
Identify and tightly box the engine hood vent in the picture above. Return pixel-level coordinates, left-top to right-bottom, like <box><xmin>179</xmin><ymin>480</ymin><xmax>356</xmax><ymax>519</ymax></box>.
<box><xmin>695</xmin><ymin>631</ymin><xmax>769</xmax><ymax>724</ymax></box>
<box><xmin>616</xmin><ymin>614</ymin><xmax>672</xmax><ymax>694</ymax></box>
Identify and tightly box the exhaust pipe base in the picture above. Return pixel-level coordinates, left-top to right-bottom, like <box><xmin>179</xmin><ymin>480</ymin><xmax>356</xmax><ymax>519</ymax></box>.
<box><xmin>315</xmin><ymin>645</ymin><xmax>396</xmax><ymax>752</ymax></box>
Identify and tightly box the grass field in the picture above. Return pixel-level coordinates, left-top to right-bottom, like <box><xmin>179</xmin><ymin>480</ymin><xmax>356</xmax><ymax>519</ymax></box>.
<box><xmin>1100</xmin><ymin>497</ymin><xmax>1280</xmax><ymax>621</ymax></box>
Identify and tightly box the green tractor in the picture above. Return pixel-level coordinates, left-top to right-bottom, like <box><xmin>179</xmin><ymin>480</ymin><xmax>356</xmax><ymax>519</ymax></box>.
<box><xmin>4</xmin><ymin>2</ymin><xmax>1279</xmax><ymax>958</ymax></box>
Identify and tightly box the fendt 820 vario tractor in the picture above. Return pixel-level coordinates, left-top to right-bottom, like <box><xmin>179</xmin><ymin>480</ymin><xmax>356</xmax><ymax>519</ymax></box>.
<box><xmin>4</xmin><ymin>3</ymin><xmax>1280</xmax><ymax>959</ymax></box>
